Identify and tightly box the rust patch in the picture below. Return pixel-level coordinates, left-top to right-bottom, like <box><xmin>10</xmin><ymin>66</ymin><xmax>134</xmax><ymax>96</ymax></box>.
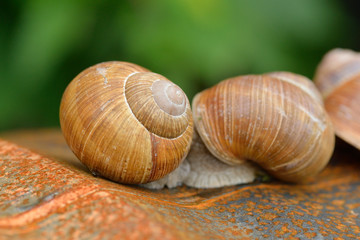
<box><xmin>0</xmin><ymin>129</ymin><xmax>359</xmax><ymax>239</ymax></box>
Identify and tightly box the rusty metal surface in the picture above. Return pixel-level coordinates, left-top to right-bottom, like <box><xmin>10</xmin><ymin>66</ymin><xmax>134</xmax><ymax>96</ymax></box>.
<box><xmin>0</xmin><ymin>129</ymin><xmax>360</xmax><ymax>239</ymax></box>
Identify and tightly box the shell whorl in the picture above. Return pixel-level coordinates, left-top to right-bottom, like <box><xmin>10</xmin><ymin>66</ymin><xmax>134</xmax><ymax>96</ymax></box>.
<box><xmin>60</xmin><ymin>61</ymin><xmax>193</xmax><ymax>184</ymax></box>
<box><xmin>192</xmin><ymin>72</ymin><xmax>334</xmax><ymax>183</ymax></box>
<box><xmin>125</xmin><ymin>72</ymin><xmax>189</xmax><ymax>138</ymax></box>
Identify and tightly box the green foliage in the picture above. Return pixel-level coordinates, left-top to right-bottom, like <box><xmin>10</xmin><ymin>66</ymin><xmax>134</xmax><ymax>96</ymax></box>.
<box><xmin>0</xmin><ymin>0</ymin><xmax>350</xmax><ymax>130</ymax></box>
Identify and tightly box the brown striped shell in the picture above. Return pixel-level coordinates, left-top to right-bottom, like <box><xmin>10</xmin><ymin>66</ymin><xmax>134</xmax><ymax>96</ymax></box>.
<box><xmin>60</xmin><ymin>61</ymin><xmax>193</xmax><ymax>184</ymax></box>
<box><xmin>192</xmin><ymin>72</ymin><xmax>335</xmax><ymax>183</ymax></box>
<box><xmin>314</xmin><ymin>49</ymin><xmax>360</xmax><ymax>150</ymax></box>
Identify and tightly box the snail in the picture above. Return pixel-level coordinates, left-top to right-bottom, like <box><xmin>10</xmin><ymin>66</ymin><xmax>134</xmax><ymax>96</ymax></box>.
<box><xmin>314</xmin><ymin>48</ymin><xmax>360</xmax><ymax>150</ymax></box>
<box><xmin>60</xmin><ymin>61</ymin><xmax>194</xmax><ymax>184</ymax></box>
<box><xmin>143</xmin><ymin>71</ymin><xmax>335</xmax><ymax>189</ymax></box>
<box><xmin>191</xmin><ymin>71</ymin><xmax>334</xmax><ymax>184</ymax></box>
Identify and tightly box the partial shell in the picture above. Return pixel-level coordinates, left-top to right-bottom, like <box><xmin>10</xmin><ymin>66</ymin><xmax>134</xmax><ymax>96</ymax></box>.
<box><xmin>60</xmin><ymin>61</ymin><xmax>193</xmax><ymax>184</ymax></box>
<box><xmin>314</xmin><ymin>49</ymin><xmax>360</xmax><ymax>150</ymax></box>
<box><xmin>192</xmin><ymin>72</ymin><xmax>335</xmax><ymax>183</ymax></box>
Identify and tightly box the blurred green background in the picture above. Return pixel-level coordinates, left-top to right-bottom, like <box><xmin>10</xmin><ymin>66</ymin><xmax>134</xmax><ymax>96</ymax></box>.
<box><xmin>0</xmin><ymin>0</ymin><xmax>359</xmax><ymax>131</ymax></box>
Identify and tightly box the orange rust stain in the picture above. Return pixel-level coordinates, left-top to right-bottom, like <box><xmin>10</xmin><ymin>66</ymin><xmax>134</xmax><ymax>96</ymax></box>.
<box><xmin>331</xmin><ymin>199</ymin><xmax>345</xmax><ymax>206</ymax></box>
<box><xmin>261</xmin><ymin>212</ymin><xmax>278</xmax><ymax>221</ymax></box>
<box><xmin>0</xmin><ymin>186</ymin><xmax>98</xmax><ymax>227</ymax></box>
<box><xmin>0</xmin><ymin>131</ymin><xmax>360</xmax><ymax>239</ymax></box>
<box><xmin>304</xmin><ymin>232</ymin><xmax>317</xmax><ymax>238</ymax></box>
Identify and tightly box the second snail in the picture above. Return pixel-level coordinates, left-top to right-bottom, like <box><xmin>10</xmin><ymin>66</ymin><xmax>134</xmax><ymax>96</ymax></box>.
<box><xmin>60</xmin><ymin>62</ymin><xmax>335</xmax><ymax>189</ymax></box>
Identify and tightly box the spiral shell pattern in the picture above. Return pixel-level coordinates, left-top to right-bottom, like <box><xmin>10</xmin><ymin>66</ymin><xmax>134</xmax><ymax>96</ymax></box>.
<box><xmin>60</xmin><ymin>61</ymin><xmax>193</xmax><ymax>184</ymax></box>
<box><xmin>192</xmin><ymin>72</ymin><xmax>334</xmax><ymax>183</ymax></box>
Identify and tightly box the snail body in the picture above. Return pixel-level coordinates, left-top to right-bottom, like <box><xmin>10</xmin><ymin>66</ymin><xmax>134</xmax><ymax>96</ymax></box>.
<box><xmin>314</xmin><ymin>49</ymin><xmax>360</xmax><ymax>150</ymax></box>
<box><xmin>192</xmin><ymin>72</ymin><xmax>335</xmax><ymax>183</ymax></box>
<box><xmin>60</xmin><ymin>61</ymin><xmax>193</xmax><ymax>184</ymax></box>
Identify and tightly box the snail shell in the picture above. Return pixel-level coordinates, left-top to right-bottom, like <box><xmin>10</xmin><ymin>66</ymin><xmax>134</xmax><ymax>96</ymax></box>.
<box><xmin>192</xmin><ymin>72</ymin><xmax>335</xmax><ymax>183</ymax></box>
<box><xmin>60</xmin><ymin>61</ymin><xmax>193</xmax><ymax>184</ymax></box>
<box><xmin>314</xmin><ymin>49</ymin><xmax>360</xmax><ymax>150</ymax></box>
